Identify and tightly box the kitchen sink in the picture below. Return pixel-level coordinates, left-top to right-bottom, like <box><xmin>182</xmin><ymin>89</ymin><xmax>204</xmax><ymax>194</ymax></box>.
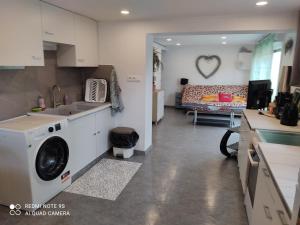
<box><xmin>39</xmin><ymin>102</ymin><xmax>104</xmax><ymax>116</ymax></box>
<box><xmin>257</xmin><ymin>130</ymin><xmax>300</xmax><ymax>147</ymax></box>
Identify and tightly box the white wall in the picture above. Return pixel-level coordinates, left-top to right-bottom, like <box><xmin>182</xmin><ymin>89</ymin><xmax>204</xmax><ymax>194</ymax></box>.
<box><xmin>162</xmin><ymin>45</ymin><xmax>252</xmax><ymax>106</ymax></box>
<box><xmin>99</xmin><ymin>13</ymin><xmax>298</xmax><ymax>151</ymax></box>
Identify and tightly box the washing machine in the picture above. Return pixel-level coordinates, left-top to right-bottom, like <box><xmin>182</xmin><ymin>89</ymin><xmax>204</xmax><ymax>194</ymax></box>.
<box><xmin>0</xmin><ymin>114</ymin><xmax>71</xmax><ymax>211</ymax></box>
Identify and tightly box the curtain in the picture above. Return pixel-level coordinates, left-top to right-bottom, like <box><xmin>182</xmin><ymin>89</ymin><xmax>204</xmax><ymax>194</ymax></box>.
<box><xmin>250</xmin><ymin>34</ymin><xmax>275</xmax><ymax>81</ymax></box>
<box><xmin>291</xmin><ymin>13</ymin><xmax>300</xmax><ymax>86</ymax></box>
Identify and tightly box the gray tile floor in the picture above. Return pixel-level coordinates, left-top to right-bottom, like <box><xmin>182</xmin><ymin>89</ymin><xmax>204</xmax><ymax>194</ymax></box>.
<box><xmin>0</xmin><ymin>108</ymin><xmax>248</xmax><ymax>225</ymax></box>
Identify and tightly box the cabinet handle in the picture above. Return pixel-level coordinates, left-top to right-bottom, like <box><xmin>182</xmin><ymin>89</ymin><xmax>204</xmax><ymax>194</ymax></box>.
<box><xmin>45</xmin><ymin>31</ymin><xmax>54</xmax><ymax>35</ymax></box>
<box><xmin>32</xmin><ymin>56</ymin><xmax>41</xmax><ymax>60</ymax></box>
<box><xmin>262</xmin><ymin>168</ymin><xmax>270</xmax><ymax>177</ymax></box>
<box><xmin>97</xmin><ymin>131</ymin><xmax>101</xmax><ymax>134</ymax></box>
<box><xmin>263</xmin><ymin>206</ymin><xmax>272</xmax><ymax>220</ymax></box>
<box><xmin>277</xmin><ymin>210</ymin><xmax>288</xmax><ymax>225</ymax></box>
<box><xmin>77</xmin><ymin>59</ymin><xmax>85</xmax><ymax>63</ymax></box>
<box><xmin>93</xmin><ymin>133</ymin><xmax>97</xmax><ymax>136</ymax></box>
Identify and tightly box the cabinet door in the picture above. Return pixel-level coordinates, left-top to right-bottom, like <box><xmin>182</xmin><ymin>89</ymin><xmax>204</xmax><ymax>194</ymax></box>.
<box><xmin>74</xmin><ymin>14</ymin><xmax>98</xmax><ymax>67</ymax></box>
<box><xmin>95</xmin><ymin>109</ymin><xmax>112</xmax><ymax>157</ymax></box>
<box><xmin>157</xmin><ymin>91</ymin><xmax>165</xmax><ymax>121</ymax></box>
<box><xmin>0</xmin><ymin>0</ymin><xmax>44</xmax><ymax>66</ymax></box>
<box><xmin>252</xmin><ymin>166</ymin><xmax>275</xmax><ymax>225</ymax></box>
<box><xmin>69</xmin><ymin>114</ymin><xmax>96</xmax><ymax>175</ymax></box>
<box><xmin>41</xmin><ymin>2</ymin><xmax>75</xmax><ymax>45</ymax></box>
<box><xmin>238</xmin><ymin>134</ymin><xmax>251</xmax><ymax>192</ymax></box>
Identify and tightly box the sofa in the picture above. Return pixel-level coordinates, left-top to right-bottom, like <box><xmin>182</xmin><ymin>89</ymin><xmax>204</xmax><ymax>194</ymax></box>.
<box><xmin>181</xmin><ymin>84</ymin><xmax>248</xmax><ymax>126</ymax></box>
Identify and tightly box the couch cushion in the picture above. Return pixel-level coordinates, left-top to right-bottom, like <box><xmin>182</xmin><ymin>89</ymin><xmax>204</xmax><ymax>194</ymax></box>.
<box><xmin>219</xmin><ymin>93</ymin><xmax>233</xmax><ymax>102</ymax></box>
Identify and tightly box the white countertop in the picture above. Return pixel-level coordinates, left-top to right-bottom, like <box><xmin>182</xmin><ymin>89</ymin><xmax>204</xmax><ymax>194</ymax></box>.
<box><xmin>244</xmin><ymin>109</ymin><xmax>300</xmax><ymax>133</ymax></box>
<box><xmin>67</xmin><ymin>102</ymin><xmax>111</xmax><ymax>121</ymax></box>
<box><xmin>259</xmin><ymin>142</ymin><xmax>300</xmax><ymax>212</ymax></box>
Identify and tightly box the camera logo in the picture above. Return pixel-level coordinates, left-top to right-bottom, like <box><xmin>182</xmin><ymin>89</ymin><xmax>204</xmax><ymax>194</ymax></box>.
<box><xmin>9</xmin><ymin>204</ymin><xmax>21</xmax><ymax>216</ymax></box>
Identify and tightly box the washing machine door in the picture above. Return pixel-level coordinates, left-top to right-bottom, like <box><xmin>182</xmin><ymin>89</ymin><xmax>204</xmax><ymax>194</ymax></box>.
<box><xmin>36</xmin><ymin>136</ymin><xmax>69</xmax><ymax>181</ymax></box>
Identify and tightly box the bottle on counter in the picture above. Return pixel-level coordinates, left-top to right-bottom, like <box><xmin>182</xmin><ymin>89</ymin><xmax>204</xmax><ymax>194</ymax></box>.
<box><xmin>268</xmin><ymin>101</ymin><xmax>276</xmax><ymax>114</ymax></box>
<box><xmin>63</xmin><ymin>94</ymin><xmax>69</xmax><ymax>105</ymax></box>
<box><xmin>38</xmin><ymin>96</ymin><xmax>46</xmax><ymax>110</ymax></box>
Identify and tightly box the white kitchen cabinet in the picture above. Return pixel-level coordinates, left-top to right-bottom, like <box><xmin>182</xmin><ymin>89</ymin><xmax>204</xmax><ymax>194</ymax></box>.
<box><xmin>57</xmin><ymin>14</ymin><xmax>98</xmax><ymax>67</ymax></box>
<box><xmin>238</xmin><ymin>113</ymin><xmax>253</xmax><ymax>193</ymax></box>
<box><xmin>74</xmin><ymin>14</ymin><xmax>98</xmax><ymax>67</ymax></box>
<box><xmin>69</xmin><ymin>108</ymin><xmax>112</xmax><ymax>175</ymax></box>
<box><xmin>251</xmin><ymin>162</ymin><xmax>275</xmax><ymax>225</ymax></box>
<box><xmin>69</xmin><ymin>113</ymin><xmax>97</xmax><ymax>175</ymax></box>
<box><xmin>152</xmin><ymin>90</ymin><xmax>165</xmax><ymax>125</ymax></box>
<box><xmin>41</xmin><ymin>2</ymin><xmax>75</xmax><ymax>45</ymax></box>
<box><xmin>0</xmin><ymin>0</ymin><xmax>44</xmax><ymax>66</ymax></box>
<box><xmin>95</xmin><ymin>108</ymin><xmax>113</xmax><ymax>157</ymax></box>
<box><xmin>252</xmin><ymin>157</ymin><xmax>291</xmax><ymax>225</ymax></box>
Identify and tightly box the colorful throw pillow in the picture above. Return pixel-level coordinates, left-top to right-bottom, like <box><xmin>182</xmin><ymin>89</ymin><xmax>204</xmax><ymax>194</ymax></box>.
<box><xmin>232</xmin><ymin>96</ymin><xmax>247</xmax><ymax>103</ymax></box>
<box><xmin>219</xmin><ymin>93</ymin><xmax>233</xmax><ymax>102</ymax></box>
<box><xmin>201</xmin><ymin>94</ymin><xmax>218</xmax><ymax>102</ymax></box>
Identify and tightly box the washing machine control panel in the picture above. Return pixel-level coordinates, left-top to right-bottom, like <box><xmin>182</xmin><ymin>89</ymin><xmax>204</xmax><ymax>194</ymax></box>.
<box><xmin>27</xmin><ymin>120</ymin><xmax>68</xmax><ymax>143</ymax></box>
<box><xmin>55</xmin><ymin>123</ymin><xmax>61</xmax><ymax>131</ymax></box>
<box><xmin>48</xmin><ymin>123</ymin><xmax>62</xmax><ymax>133</ymax></box>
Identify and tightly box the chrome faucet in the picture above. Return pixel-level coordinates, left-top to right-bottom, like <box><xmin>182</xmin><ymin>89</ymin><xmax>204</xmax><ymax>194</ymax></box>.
<box><xmin>52</xmin><ymin>85</ymin><xmax>63</xmax><ymax>108</ymax></box>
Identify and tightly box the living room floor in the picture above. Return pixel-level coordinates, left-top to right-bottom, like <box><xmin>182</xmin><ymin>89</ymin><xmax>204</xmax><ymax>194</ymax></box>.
<box><xmin>0</xmin><ymin>108</ymin><xmax>248</xmax><ymax>225</ymax></box>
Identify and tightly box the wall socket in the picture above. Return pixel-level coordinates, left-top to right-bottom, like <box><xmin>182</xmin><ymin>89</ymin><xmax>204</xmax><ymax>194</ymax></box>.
<box><xmin>127</xmin><ymin>75</ymin><xmax>141</xmax><ymax>82</ymax></box>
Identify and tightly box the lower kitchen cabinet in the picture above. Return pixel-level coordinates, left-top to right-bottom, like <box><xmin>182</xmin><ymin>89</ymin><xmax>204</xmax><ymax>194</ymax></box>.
<box><xmin>69</xmin><ymin>108</ymin><xmax>112</xmax><ymax>175</ymax></box>
<box><xmin>238</xmin><ymin>114</ymin><xmax>253</xmax><ymax>193</ymax></box>
<box><xmin>95</xmin><ymin>108</ymin><xmax>113</xmax><ymax>157</ymax></box>
<box><xmin>69</xmin><ymin>113</ymin><xmax>96</xmax><ymax>175</ymax></box>
<box><xmin>251</xmin><ymin>163</ymin><xmax>275</xmax><ymax>225</ymax></box>
<box><xmin>251</xmin><ymin>157</ymin><xmax>291</xmax><ymax>225</ymax></box>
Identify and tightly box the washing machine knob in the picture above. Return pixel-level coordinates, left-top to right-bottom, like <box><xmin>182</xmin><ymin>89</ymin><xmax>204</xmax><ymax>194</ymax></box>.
<box><xmin>48</xmin><ymin>127</ymin><xmax>54</xmax><ymax>133</ymax></box>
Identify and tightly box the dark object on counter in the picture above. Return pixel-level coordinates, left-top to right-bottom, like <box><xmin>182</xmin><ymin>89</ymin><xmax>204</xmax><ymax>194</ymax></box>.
<box><xmin>280</xmin><ymin>103</ymin><xmax>299</xmax><ymax>126</ymax></box>
<box><xmin>110</xmin><ymin>127</ymin><xmax>139</xmax><ymax>148</ymax></box>
<box><xmin>274</xmin><ymin>92</ymin><xmax>293</xmax><ymax>119</ymax></box>
<box><xmin>246</xmin><ymin>80</ymin><xmax>272</xmax><ymax>110</ymax></box>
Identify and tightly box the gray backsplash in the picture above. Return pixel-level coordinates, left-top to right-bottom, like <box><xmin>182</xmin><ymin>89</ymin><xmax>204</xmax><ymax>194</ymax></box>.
<box><xmin>0</xmin><ymin>51</ymin><xmax>113</xmax><ymax>121</ymax></box>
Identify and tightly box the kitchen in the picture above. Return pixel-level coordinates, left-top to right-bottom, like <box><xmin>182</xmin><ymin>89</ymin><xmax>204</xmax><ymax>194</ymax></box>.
<box><xmin>0</xmin><ymin>0</ymin><xmax>118</xmax><ymax>213</ymax></box>
<box><xmin>0</xmin><ymin>0</ymin><xmax>300</xmax><ymax>225</ymax></box>
<box><xmin>238</xmin><ymin>109</ymin><xmax>300</xmax><ymax>225</ymax></box>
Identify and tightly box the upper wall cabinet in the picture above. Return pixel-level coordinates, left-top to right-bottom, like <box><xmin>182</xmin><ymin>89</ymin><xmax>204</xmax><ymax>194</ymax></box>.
<box><xmin>57</xmin><ymin>14</ymin><xmax>98</xmax><ymax>67</ymax></box>
<box><xmin>74</xmin><ymin>15</ymin><xmax>99</xmax><ymax>67</ymax></box>
<box><xmin>41</xmin><ymin>2</ymin><xmax>75</xmax><ymax>45</ymax></box>
<box><xmin>0</xmin><ymin>0</ymin><xmax>44</xmax><ymax>66</ymax></box>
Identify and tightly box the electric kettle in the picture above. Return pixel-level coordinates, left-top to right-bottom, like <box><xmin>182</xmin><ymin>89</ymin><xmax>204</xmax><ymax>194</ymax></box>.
<box><xmin>280</xmin><ymin>103</ymin><xmax>299</xmax><ymax>126</ymax></box>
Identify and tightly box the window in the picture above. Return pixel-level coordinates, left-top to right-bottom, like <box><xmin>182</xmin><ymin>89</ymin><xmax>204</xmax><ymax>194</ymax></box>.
<box><xmin>270</xmin><ymin>51</ymin><xmax>282</xmax><ymax>99</ymax></box>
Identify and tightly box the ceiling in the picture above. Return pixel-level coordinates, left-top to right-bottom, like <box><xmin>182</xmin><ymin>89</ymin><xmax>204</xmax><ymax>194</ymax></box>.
<box><xmin>154</xmin><ymin>34</ymin><xmax>267</xmax><ymax>47</ymax></box>
<box><xmin>44</xmin><ymin>0</ymin><xmax>300</xmax><ymax>21</ymax></box>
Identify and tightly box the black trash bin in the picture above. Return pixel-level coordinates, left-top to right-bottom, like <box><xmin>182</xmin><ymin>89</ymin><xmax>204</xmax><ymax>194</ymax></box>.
<box><xmin>110</xmin><ymin>127</ymin><xmax>139</xmax><ymax>158</ymax></box>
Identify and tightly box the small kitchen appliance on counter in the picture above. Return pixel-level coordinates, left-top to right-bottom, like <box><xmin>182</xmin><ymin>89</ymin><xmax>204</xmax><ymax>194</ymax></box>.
<box><xmin>280</xmin><ymin>89</ymin><xmax>300</xmax><ymax>126</ymax></box>
<box><xmin>274</xmin><ymin>92</ymin><xmax>293</xmax><ymax>119</ymax></box>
